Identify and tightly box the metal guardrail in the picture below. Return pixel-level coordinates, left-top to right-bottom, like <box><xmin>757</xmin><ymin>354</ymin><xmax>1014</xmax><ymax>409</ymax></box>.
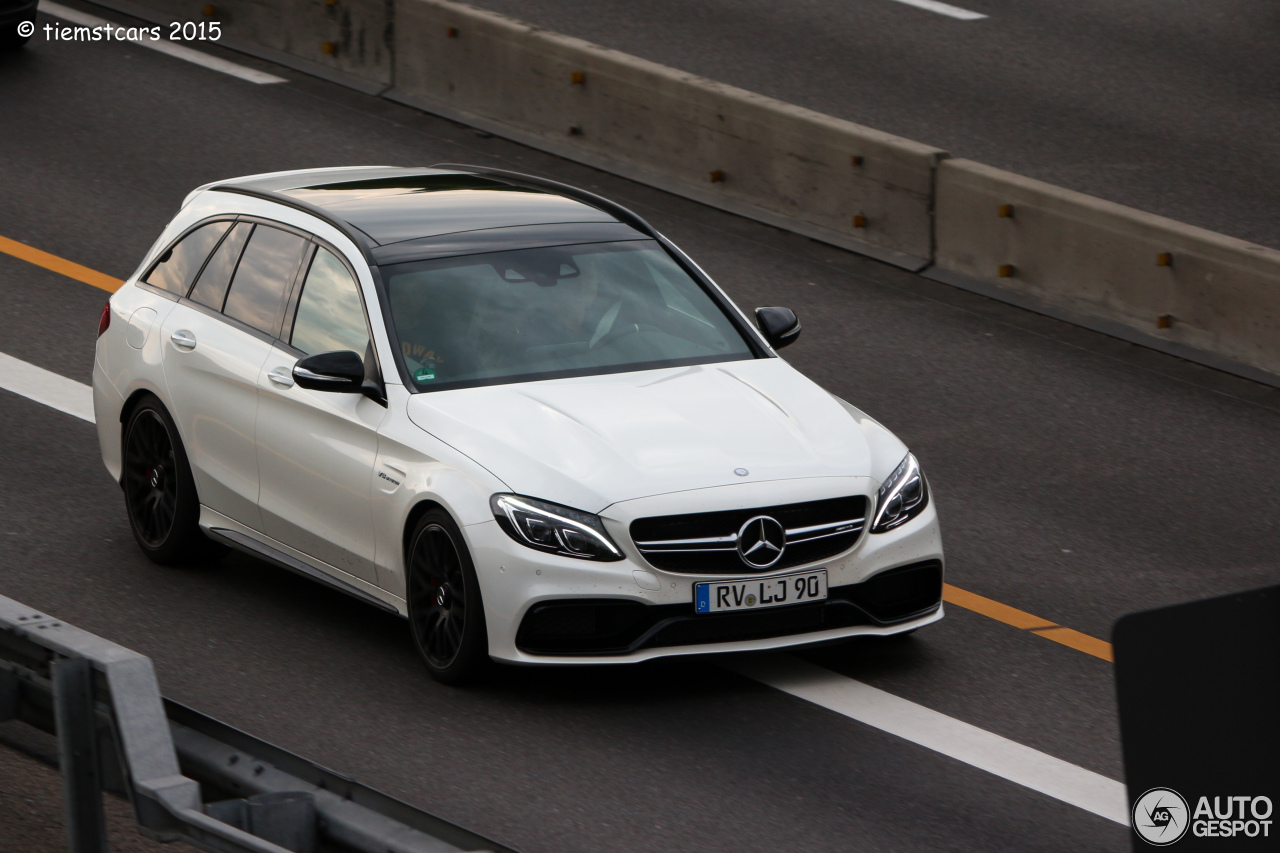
<box><xmin>0</xmin><ymin>592</ymin><xmax>515</xmax><ymax>853</ymax></box>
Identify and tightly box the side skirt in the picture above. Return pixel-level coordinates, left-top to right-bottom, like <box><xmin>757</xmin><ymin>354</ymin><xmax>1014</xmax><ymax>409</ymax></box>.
<box><xmin>206</xmin><ymin>526</ymin><xmax>403</xmax><ymax>616</ymax></box>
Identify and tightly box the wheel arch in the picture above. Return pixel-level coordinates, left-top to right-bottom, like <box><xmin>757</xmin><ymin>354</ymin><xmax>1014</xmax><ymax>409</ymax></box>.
<box><xmin>117</xmin><ymin>388</ymin><xmax>166</xmax><ymax>484</ymax></box>
<box><xmin>402</xmin><ymin>498</ymin><xmax>451</xmax><ymax>567</ymax></box>
<box><xmin>119</xmin><ymin>386</ymin><xmax>164</xmax><ymax>424</ymax></box>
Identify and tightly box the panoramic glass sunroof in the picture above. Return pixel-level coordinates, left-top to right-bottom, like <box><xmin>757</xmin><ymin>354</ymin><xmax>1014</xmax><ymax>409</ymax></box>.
<box><xmin>280</xmin><ymin>175</ymin><xmax>617</xmax><ymax>245</ymax></box>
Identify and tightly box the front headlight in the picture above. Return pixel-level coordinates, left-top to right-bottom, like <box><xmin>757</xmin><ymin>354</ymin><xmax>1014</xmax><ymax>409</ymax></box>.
<box><xmin>490</xmin><ymin>494</ymin><xmax>624</xmax><ymax>561</ymax></box>
<box><xmin>870</xmin><ymin>453</ymin><xmax>929</xmax><ymax>533</ymax></box>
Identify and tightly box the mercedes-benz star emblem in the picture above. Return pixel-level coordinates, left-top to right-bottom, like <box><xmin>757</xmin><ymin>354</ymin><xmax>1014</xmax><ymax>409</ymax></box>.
<box><xmin>736</xmin><ymin>515</ymin><xmax>786</xmax><ymax>568</ymax></box>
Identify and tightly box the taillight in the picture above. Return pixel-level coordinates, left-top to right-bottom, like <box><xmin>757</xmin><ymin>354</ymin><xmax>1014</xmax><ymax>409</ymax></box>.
<box><xmin>97</xmin><ymin>302</ymin><xmax>111</xmax><ymax>338</ymax></box>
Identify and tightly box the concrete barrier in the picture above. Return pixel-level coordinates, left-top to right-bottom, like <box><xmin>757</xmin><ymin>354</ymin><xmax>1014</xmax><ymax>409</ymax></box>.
<box><xmin>74</xmin><ymin>0</ymin><xmax>1280</xmax><ymax>385</ymax></box>
<box><xmin>929</xmin><ymin>159</ymin><xmax>1280</xmax><ymax>381</ymax></box>
<box><xmin>387</xmin><ymin>0</ymin><xmax>945</xmax><ymax>271</ymax></box>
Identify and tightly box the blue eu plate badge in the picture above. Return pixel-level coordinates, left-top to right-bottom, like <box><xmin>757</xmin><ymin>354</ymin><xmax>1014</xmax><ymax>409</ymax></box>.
<box><xmin>695</xmin><ymin>585</ymin><xmax>711</xmax><ymax>613</ymax></box>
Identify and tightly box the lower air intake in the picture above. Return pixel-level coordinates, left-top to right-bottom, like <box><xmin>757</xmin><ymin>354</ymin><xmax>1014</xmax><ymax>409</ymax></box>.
<box><xmin>516</xmin><ymin>559</ymin><xmax>943</xmax><ymax>655</ymax></box>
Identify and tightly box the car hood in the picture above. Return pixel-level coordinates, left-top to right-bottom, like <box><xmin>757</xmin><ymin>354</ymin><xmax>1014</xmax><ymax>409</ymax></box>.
<box><xmin>404</xmin><ymin>359</ymin><xmax>874</xmax><ymax>513</ymax></box>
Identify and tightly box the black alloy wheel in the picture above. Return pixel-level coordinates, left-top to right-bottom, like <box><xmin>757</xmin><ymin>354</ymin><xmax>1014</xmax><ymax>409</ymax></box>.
<box><xmin>122</xmin><ymin>397</ymin><xmax>210</xmax><ymax>565</ymax></box>
<box><xmin>407</xmin><ymin>509</ymin><xmax>489</xmax><ymax>684</ymax></box>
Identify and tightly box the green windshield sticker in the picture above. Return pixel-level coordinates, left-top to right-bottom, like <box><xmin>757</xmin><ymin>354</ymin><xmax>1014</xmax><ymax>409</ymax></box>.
<box><xmin>414</xmin><ymin>367</ymin><xmax>436</xmax><ymax>382</ymax></box>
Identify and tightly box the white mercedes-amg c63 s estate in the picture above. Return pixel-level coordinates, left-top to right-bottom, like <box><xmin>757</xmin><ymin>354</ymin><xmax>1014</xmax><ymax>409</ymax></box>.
<box><xmin>93</xmin><ymin>165</ymin><xmax>944</xmax><ymax>682</ymax></box>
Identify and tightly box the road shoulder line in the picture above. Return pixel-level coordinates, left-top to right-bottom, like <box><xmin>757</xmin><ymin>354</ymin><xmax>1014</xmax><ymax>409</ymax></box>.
<box><xmin>726</xmin><ymin>654</ymin><xmax>1128</xmax><ymax>825</ymax></box>
<box><xmin>0</xmin><ymin>343</ymin><xmax>1130</xmax><ymax>829</ymax></box>
<box><xmin>887</xmin><ymin>0</ymin><xmax>988</xmax><ymax>21</ymax></box>
<box><xmin>0</xmin><ymin>352</ymin><xmax>96</xmax><ymax>423</ymax></box>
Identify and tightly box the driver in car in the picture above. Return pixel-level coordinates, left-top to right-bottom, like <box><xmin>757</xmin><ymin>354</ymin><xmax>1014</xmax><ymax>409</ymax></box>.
<box><xmin>394</xmin><ymin>251</ymin><xmax>608</xmax><ymax>383</ymax></box>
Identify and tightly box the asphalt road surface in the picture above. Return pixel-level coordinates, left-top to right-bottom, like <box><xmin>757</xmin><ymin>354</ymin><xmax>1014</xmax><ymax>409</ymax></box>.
<box><xmin>2</xmin><ymin>5</ymin><xmax>1280</xmax><ymax>851</ymax></box>
<box><xmin>466</xmin><ymin>0</ymin><xmax>1280</xmax><ymax>251</ymax></box>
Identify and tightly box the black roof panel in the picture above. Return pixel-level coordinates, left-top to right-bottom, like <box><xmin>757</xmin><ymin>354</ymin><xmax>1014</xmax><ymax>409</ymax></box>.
<box><xmin>248</xmin><ymin>170</ymin><xmax>618</xmax><ymax>246</ymax></box>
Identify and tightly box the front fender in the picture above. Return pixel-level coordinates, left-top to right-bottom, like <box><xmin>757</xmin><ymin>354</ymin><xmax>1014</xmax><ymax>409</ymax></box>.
<box><xmin>372</xmin><ymin>386</ymin><xmax>508</xmax><ymax>598</ymax></box>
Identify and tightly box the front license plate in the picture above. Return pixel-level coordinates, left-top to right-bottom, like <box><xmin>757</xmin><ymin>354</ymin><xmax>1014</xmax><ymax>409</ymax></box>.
<box><xmin>694</xmin><ymin>570</ymin><xmax>828</xmax><ymax>614</ymax></box>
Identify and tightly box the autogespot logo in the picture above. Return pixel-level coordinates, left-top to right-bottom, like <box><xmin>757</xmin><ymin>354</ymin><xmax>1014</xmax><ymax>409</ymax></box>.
<box><xmin>736</xmin><ymin>515</ymin><xmax>786</xmax><ymax>568</ymax></box>
<box><xmin>1134</xmin><ymin>788</ymin><xmax>1190</xmax><ymax>846</ymax></box>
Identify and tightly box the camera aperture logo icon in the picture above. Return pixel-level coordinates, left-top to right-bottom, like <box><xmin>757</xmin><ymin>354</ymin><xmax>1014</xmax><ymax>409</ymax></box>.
<box><xmin>1133</xmin><ymin>788</ymin><xmax>1190</xmax><ymax>846</ymax></box>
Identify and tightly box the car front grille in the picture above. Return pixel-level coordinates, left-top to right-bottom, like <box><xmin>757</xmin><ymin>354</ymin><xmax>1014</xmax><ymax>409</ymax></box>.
<box><xmin>629</xmin><ymin>495</ymin><xmax>868</xmax><ymax>574</ymax></box>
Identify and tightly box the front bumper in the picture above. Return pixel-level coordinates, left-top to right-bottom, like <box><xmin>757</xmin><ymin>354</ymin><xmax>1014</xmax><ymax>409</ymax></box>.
<box><xmin>465</xmin><ymin>477</ymin><xmax>944</xmax><ymax>664</ymax></box>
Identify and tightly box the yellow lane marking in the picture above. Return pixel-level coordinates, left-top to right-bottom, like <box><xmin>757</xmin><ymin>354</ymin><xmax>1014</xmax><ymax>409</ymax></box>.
<box><xmin>0</xmin><ymin>234</ymin><xmax>1118</xmax><ymax>664</ymax></box>
<box><xmin>0</xmin><ymin>235</ymin><xmax>124</xmax><ymax>292</ymax></box>
<box><xmin>943</xmin><ymin>583</ymin><xmax>1056</xmax><ymax>630</ymax></box>
<box><xmin>944</xmin><ymin>584</ymin><xmax>1114</xmax><ymax>662</ymax></box>
<box><xmin>1029</xmin><ymin>626</ymin><xmax>1115</xmax><ymax>662</ymax></box>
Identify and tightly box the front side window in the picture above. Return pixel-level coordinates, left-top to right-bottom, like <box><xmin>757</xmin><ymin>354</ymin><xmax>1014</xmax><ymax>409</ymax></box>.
<box><xmin>143</xmin><ymin>221</ymin><xmax>231</xmax><ymax>295</ymax></box>
<box><xmin>222</xmin><ymin>225</ymin><xmax>308</xmax><ymax>335</ymax></box>
<box><xmin>384</xmin><ymin>241</ymin><xmax>754</xmax><ymax>390</ymax></box>
<box><xmin>290</xmin><ymin>248</ymin><xmax>371</xmax><ymax>357</ymax></box>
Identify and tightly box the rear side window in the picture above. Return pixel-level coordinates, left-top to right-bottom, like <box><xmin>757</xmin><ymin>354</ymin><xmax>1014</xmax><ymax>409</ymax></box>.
<box><xmin>290</xmin><ymin>248</ymin><xmax>371</xmax><ymax>357</ymax></box>
<box><xmin>144</xmin><ymin>221</ymin><xmax>231</xmax><ymax>295</ymax></box>
<box><xmin>222</xmin><ymin>225</ymin><xmax>308</xmax><ymax>335</ymax></box>
<box><xmin>189</xmin><ymin>222</ymin><xmax>251</xmax><ymax>311</ymax></box>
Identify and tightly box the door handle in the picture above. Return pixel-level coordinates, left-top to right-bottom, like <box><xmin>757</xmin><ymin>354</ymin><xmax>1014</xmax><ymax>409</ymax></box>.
<box><xmin>267</xmin><ymin>366</ymin><xmax>295</xmax><ymax>388</ymax></box>
<box><xmin>170</xmin><ymin>330</ymin><xmax>197</xmax><ymax>350</ymax></box>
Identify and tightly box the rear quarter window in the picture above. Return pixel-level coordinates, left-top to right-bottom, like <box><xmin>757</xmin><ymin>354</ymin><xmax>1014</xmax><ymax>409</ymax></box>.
<box><xmin>143</xmin><ymin>221</ymin><xmax>231</xmax><ymax>295</ymax></box>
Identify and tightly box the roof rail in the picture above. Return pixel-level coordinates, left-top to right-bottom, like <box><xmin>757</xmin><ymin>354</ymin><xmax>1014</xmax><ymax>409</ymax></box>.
<box><xmin>431</xmin><ymin>164</ymin><xmax>660</xmax><ymax>239</ymax></box>
<box><xmin>209</xmin><ymin>184</ymin><xmax>380</xmax><ymax>263</ymax></box>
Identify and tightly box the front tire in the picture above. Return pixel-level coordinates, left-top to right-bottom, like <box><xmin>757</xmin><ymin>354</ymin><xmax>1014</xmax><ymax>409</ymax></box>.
<box><xmin>407</xmin><ymin>510</ymin><xmax>489</xmax><ymax>684</ymax></box>
<box><xmin>121</xmin><ymin>396</ymin><xmax>209</xmax><ymax>565</ymax></box>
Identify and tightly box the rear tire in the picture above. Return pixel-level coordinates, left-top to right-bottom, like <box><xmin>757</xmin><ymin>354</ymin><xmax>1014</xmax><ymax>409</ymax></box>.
<box><xmin>406</xmin><ymin>509</ymin><xmax>490</xmax><ymax>685</ymax></box>
<box><xmin>121</xmin><ymin>396</ymin><xmax>212</xmax><ymax>565</ymax></box>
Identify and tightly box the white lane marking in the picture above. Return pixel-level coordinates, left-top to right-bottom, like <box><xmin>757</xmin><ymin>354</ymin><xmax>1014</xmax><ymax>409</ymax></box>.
<box><xmin>37</xmin><ymin>2</ymin><xmax>287</xmax><ymax>84</ymax></box>
<box><xmin>887</xmin><ymin>0</ymin><xmax>988</xmax><ymax>21</ymax></box>
<box><xmin>725</xmin><ymin>654</ymin><xmax>1129</xmax><ymax>825</ymax></box>
<box><xmin>1</xmin><ymin>348</ymin><xmax>1125</xmax><ymax>827</ymax></box>
<box><xmin>0</xmin><ymin>352</ymin><xmax>95</xmax><ymax>423</ymax></box>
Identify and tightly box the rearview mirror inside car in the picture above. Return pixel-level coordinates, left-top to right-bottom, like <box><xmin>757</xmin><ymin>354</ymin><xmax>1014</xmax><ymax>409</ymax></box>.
<box><xmin>755</xmin><ymin>306</ymin><xmax>801</xmax><ymax>350</ymax></box>
<box><xmin>293</xmin><ymin>350</ymin><xmax>365</xmax><ymax>393</ymax></box>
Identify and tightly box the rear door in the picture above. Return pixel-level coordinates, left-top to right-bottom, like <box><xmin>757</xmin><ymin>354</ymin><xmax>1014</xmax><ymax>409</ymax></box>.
<box><xmin>255</xmin><ymin>244</ymin><xmax>385</xmax><ymax>583</ymax></box>
<box><xmin>160</xmin><ymin>221</ymin><xmax>308</xmax><ymax>527</ymax></box>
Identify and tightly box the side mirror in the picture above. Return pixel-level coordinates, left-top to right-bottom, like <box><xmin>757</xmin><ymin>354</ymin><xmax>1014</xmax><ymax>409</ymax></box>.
<box><xmin>755</xmin><ymin>306</ymin><xmax>801</xmax><ymax>350</ymax></box>
<box><xmin>293</xmin><ymin>350</ymin><xmax>365</xmax><ymax>393</ymax></box>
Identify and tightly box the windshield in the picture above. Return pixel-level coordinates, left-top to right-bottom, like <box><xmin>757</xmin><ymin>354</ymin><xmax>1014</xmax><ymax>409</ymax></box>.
<box><xmin>383</xmin><ymin>240</ymin><xmax>757</xmax><ymax>390</ymax></box>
